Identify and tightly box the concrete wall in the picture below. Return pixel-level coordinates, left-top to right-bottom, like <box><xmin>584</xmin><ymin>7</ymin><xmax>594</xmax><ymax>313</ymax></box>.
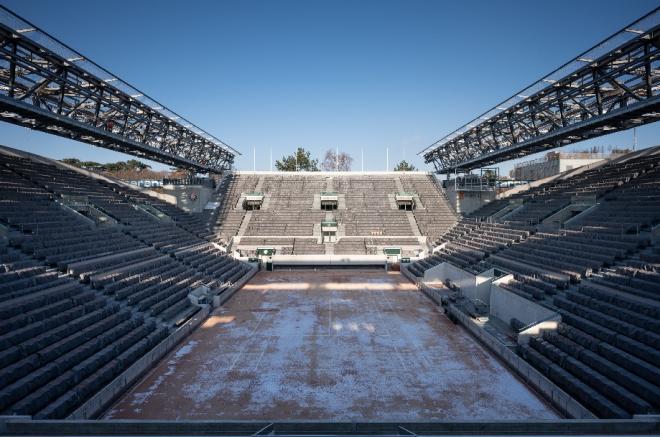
<box><xmin>272</xmin><ymin>254</ymin><xmax>387</xmax><ymax>267</ymax></box>
<box><xmin>68</xmin><ymin>306</ymin><xmax>211</xmax><ymax>419</ymax></box>
<box><xmin>423</xmin><ymin>262</ymin><xmax>492</xmax><ymax>303</ymax></box>
<box><xmin>559</xmin><ymin>158</ymin><xmax>604</xmax><ymax>173</ymax></box>
<box><xmin>442</xmin><ymin>182</ymin><xmax>458</xmax><ymax>211</ymax></box>
<box><xmin>234</xmin><ymin>170</ymin><xmax>430</xmax><ymax>176</ymax></box>
<box><xmin>514</xmin><ymin>159</ymin><xmax>560</xmax><ymax>181</ymax></box>
<box><xmin>444</xmin><ymin>184</ymin><xmax>497</xmax><ymax>215</ymax></box>
<box><xmin>447</xmin><ymin>305</ymin><xmax>595</xmax><ymax>419</ymax></box>
<box><xmin>489</xmin><ymin>283</ymin><xmax>559</xmax><ymax>330</ymax></box>
<box><xmin>69</xmin><ymin>263</ymin><xmax>257</xmax><ymax>419</ymax></box>
<box><xmin>459</xmin><ymin>190</ymin><xmax>497</xmax><ymax>215</ymax></box>
<box><xmin>162</xmin><ymin>185</ymin><xmax>214</xmax><ymax>213</ymax></box>
<box><xmin>514</xmin><ymin>158</ymin><xmax>603</xmax><ymax>181</ymax></box>
<box><xmin>542</xmin><ymin>204</ymin><xmax>584</xmax><ymax>227</ymax></box>
<box><xmin>518</xmin><ymin>318</ymin><xmax>562</xmax><ymax>345</ymax></box>
<box><xmin>212</xmin><ymin>264</ymin><xmax>258</xmax><ymax>307</ymax></box>
<box><xmin>405</xmin><ymin>264</ymin><xmax>593</xmax><ymax>419</ymax></box>
<box><xmin>401</xmin><ymin>265</ymin><xmax>445</xmax><ymax>306</ymax></box>
<box><xmin>139</xmin><ymin>190</ymin><xmax>178</xmax><ymax>206</ymax></box>
<box><xmin>6</xmin><ymin>417</ymin><xmax>660</xmax><ymax>435</ymax></box>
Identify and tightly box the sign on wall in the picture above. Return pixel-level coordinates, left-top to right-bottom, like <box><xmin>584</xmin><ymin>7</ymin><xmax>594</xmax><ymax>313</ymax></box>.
<box><xmin>128</xmin><ymin>180</ymin><xmax>163</xmax><ymax>188</ymax></box>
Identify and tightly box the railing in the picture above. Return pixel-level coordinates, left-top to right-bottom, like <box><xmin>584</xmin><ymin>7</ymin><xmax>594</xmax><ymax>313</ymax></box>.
<box><xmin>570</xmin><ymin>194</ymin><xmax>598</xmax><ymax>205</ymax></box>
<box><xmin>452</xmin><ymin>175</ymin><xmax>498</xmax><ymax>192</ymax></box>
<box><xmin>163</xmin><ymin>177</ymin><xmax>215</xmax><ymax>188</ymax></box>
<box><xmin>516</xmin><ymin>312</ymin><xmax>561</xmax><ymax>334</ymax></box>
<box><xmin>59</xmin><ymin>196</ymin><xmax>117</xmax><ymax>226</ymax></box>
<box><xmin>136</xmin><ymin>204</ymin><xmax>170</xmax><ymax>221</ymax></box>
<box><xmin>87</xmin><ymin>205</ymin><xmax>118</xmax><ymax>226</ymax></box>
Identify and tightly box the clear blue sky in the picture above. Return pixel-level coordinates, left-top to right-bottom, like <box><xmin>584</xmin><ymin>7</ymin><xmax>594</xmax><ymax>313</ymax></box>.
<box><xmin>1</xmin><ymin>0</ymin><xmax>658</xmax><ymax>174</ymax></box>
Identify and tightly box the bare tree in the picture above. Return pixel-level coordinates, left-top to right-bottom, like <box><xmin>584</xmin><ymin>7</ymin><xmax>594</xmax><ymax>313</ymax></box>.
<box><xmin>321</xmin><ymin>149</ymin><xmax>353</xmax><ymax>171</ymax></box>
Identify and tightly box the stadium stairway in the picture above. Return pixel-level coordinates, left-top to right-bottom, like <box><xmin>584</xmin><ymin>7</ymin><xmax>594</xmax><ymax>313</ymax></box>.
<box><xmin>219</xmin><ymin>172</ymin><xmax>457</xmax><ymax>256</ymax></box>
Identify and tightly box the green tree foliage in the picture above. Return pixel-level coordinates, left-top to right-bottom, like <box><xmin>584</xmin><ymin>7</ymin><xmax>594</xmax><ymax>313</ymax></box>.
<box><xmin>105</xmin><ymin>159</ymin><xmax>151</xmax><ymax>172</ymax></box>
<box><xmin>61</xmin><ymin>158</ymin><xmax>103</xmax><ymax>169</ymax></box>
<box><xmin>61</xmin><ymin>158</ymin><xmax>81</xmax><ymax>166</ymax></box>
<box><xmin>60</xmin><ymin>158</ymin><xmax>151</xmax><ymax>172</ymax></box>
<box><xmin>275</xmin><ymin>147</ymin><xmax>319</xmax><ymax>171</ymax></box>
<box><xmin>393</xmin><ymin>160</ymin><xmax>416</xmax><ymax>171</ymax></box>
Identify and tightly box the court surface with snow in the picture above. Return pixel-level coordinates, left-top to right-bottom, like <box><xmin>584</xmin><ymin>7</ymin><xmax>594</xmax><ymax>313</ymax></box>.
<box><xmin>106</xmin><ymin>270</ymin><xmax>559</xmax><ymax>420</ymax></box>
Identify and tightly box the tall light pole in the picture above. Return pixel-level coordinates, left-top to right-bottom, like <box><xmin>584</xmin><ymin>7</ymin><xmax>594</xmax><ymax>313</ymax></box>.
<box><xmin>253</xmin><ymin>147</ymin><xmax>256</xmax><ymax>172</ymax></box>
<box><xmin>386</xmin><ymin>147</ymin><xmax>389</xmax><ymax>171</ymax></box>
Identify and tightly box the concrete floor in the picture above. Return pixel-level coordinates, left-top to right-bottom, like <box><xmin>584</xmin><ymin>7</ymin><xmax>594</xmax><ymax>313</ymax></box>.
<box><xmin>105</xmin><ymin>270</ymin><xmax>558</xmax><ymax>420</ymax></box>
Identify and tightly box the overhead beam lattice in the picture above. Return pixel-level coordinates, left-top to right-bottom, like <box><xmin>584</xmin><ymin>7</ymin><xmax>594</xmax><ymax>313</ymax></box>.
<box><xmin>0</xmin><ymin>6</ymin><xmax>239</xmax><ymax>172</ymax></box>
<box><xmin>420</xmin><ymin>8</ymin><xmax>660</xmax><ymax>174</ymax></box>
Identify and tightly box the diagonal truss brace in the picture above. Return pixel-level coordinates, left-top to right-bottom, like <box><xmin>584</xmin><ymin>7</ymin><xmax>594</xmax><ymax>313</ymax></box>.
<box><xmin>421</xmin><ymin>9</ymin><xmax>660</xmax><ymax>174</ymax></box>
<box><xmin>0</xmin><ymin>6</ymin><xmax>239</xmax><ymax>173</ymax></box>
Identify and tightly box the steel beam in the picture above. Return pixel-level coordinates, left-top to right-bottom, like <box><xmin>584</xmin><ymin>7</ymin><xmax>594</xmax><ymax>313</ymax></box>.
<box><xmin>420</xmin><ymin>8</ymin><xmax>660</xmax><ymax>174</ymax></box>
<box><xmin>0</xmin><ymin>6</ymin><xmax>238</xmax><ymax>173</ymax></box>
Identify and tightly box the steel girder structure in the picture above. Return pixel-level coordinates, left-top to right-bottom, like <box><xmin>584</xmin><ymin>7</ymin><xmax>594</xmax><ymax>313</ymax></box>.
<box><xmin>0</xmin><ymin>6</ymin><xmax>238</xmax><ymax>173</ymax></box>
<box><xmin>420</xmin><ymin>8</ymin><xmax>660</xmax><ymax>174</ymax></box>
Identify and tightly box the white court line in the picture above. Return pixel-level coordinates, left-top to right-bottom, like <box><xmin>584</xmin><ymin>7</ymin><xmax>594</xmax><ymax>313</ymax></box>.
<box><xmin>366</xmin><ymin>290</ymin><xmax>391</xmax><ymax>338</ymax></box>
<box><xmin>389</xmin><ymin>334</ymin><xmax>409</xmax><ymax>371</ymax></box>
<box><xmin>371</xmin><ymin>290</ymin><xmax>408</xmax><ymax>372</ymax></box>
<box><xmin>385</xmin><ymin>289</ymin><xmax>434</xmax><ymax>369</ymax></box>
<box><xmin>388</xmin><ymin>289</ymin><xmax>432</xmax><ymax>369</ymax></box>
<box><xmin>227</xmin><ymin>306</ymin><xmax>269</xmax><ymax>372</ymax></box>
<box><xmin>396</xmin><ymin>297</ymin><xmax>434</xmax><ymax>368</ymax></box>
<box><xmin>249</xmin><ymin>367</ymin><xmax>411</xmax><ymax>373</ymax></box>
<box><xmin>252</xmin><ymin>341</ymin><xmax>269</xmax><ymax>372</ymax></box>
<box><xmin>328</xmin><ymin>292</ymin><xmax>332</xmax><ymax>335</ymax></box>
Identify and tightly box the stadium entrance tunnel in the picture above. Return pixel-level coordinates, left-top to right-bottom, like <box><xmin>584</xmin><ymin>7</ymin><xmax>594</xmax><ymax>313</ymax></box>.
<box><xmin>321</xmin><ymin>219</ymin><xmax>338</xmax><ymax>242</ymax></box>
<box><xmin>395</xmin><ymin>192</ymin><xmax>416</xmax><ymax>210</ymax></box>
<box><xmin>320</xmin><ymin>192</ymin><xmax>339</xmax><ymax>210</ymax></box>
<box><xmin>242</xmin><ymin>192</ymin><xmax>264</xmax><ymax>210</ymax></box>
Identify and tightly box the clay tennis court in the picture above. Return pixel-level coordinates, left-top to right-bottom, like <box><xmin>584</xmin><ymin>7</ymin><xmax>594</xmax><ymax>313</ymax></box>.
<box><xmin>105</xmin><ymin>270</ymin><xmax>558</xmax><ymax>420</ymax></box>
